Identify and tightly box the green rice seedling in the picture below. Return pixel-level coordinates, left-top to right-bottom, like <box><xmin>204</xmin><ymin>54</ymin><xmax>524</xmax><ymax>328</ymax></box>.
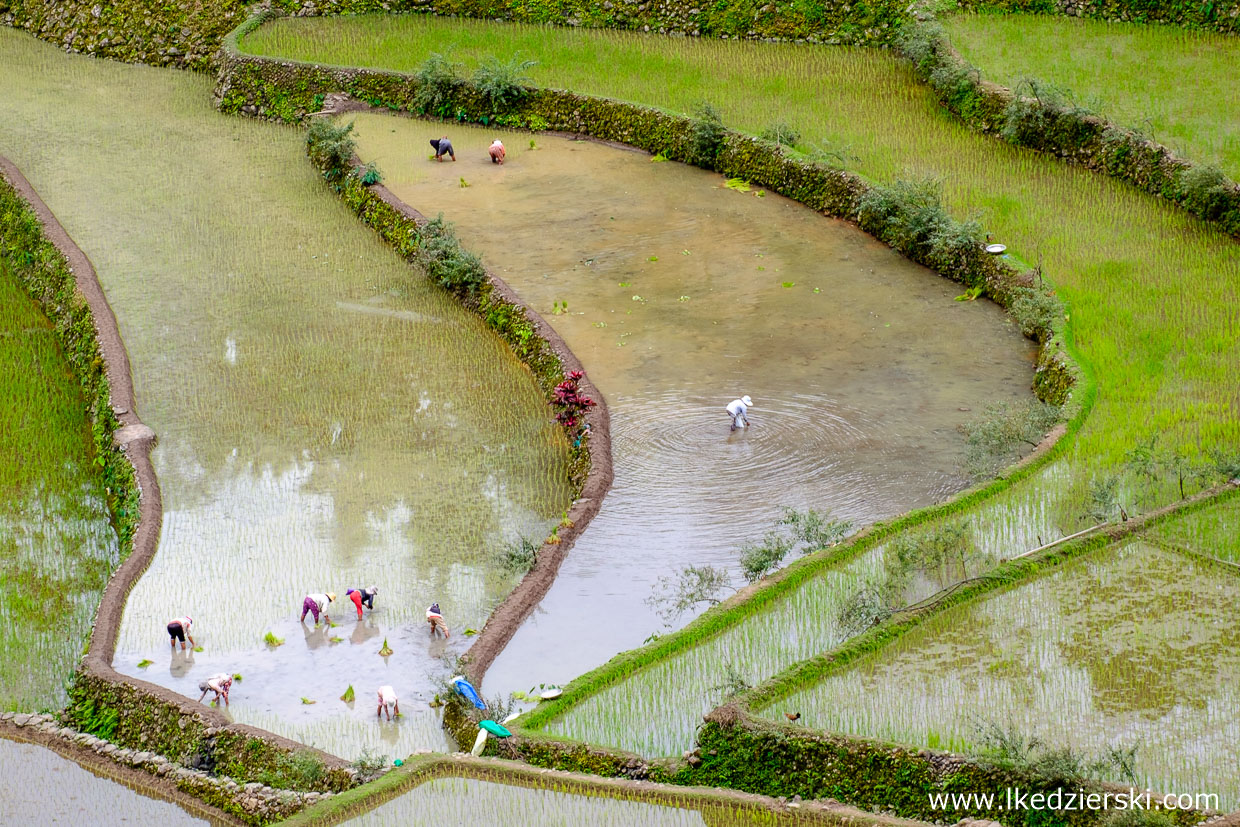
<box><xmin>136</xmin><ymin>660</ymin><xmax>153</xmax><ymax>669</ymax></box>
<box><xmin>379</xmin><ymin>638</ymin><xmax>393</xmax><ymax>656</ymax></box>
<box><xmin>340</xmin><ymin>685</ymin><xmax>355</xmax><ymax>703</ymax></box>
<box><xmin>301</xmin><ymin>697</ymin><xmax>316</xmax><ymax>705</ymax></box>
<box><xmin>264</xmin><ymin>632</ymin><xmax>285</xmax><ymax>648</ymax></box>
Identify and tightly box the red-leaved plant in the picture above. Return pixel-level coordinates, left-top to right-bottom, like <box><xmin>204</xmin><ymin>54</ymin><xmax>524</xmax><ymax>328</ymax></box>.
<box><xmin>551</xmin><ymin>371</ymin><xmax>596</xmax><ymax>430</ymax></box>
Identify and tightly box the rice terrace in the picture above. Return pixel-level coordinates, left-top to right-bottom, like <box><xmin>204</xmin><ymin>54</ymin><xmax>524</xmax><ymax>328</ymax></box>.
<box><xmin>0</xmin><ymin>0</ymin><xmax>1237</xmax><ymax>823</ymax></box>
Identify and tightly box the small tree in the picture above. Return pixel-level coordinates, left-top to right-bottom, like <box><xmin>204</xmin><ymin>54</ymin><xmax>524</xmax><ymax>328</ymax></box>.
<box><xmin>473</xmin><ymin>55</ymin><xmax>536</xmax><ymax>113</ymax></box>
<box><xmin>306</xmin><ymin>119</ymin><xmax>356</xmax><ymax>180</ymax></box>
<box><xmin>739</xmin><ymin>531</ymin><xmax>794</xmax><ymax>583</ymax></box>
<box><xmin>688</xmin><ymin>102</ymin><xmax>727</xmax><ymax>169</ymax></box>
<box><xmin>646</xmin><ymin>564</ymin><xmax>730</xmax><ymax>626</ymax></box>
<box><xmin>413</xmin><ymin>53</ymin><xmax>463</xmax><ymax>116</ymax></box>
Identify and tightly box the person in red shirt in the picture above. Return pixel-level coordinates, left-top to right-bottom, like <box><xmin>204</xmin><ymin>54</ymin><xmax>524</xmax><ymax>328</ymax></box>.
<box><xmin>345</xmin><ymin>587</ymin><xmax>378</xmax><ymax>620</ymax></box>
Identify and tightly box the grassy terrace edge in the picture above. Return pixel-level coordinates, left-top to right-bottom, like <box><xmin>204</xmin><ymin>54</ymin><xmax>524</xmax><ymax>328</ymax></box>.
<box><xmin>896</xmin><ymin>11</ymin><xmax>1240</xmax><ymax>238</ymax></box>
<box><xmin>280</xmin><ymin>752</ymin><xmax>910</xmax><ymax>826</ymax></box>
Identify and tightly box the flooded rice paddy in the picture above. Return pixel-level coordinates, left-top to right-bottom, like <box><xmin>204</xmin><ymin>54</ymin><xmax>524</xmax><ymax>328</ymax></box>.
<box><xmin>349</xmin><ymin>117</ymin><xmax>1038</xmax><ymax>696</ymax></box>
<box><xmin>0</xmin><ymin>257</ymin><xmax>118</xmax><ymax>711</ymax></box>
<box><xmin>0</xmin><ymin>29</ymin><xmax>572</xmax><ymax>760</ymax></box>
<box><xmin>0</xmin><ymin>736</ymin><xmax>213</xmax><ymax>825</ymax></box>
<box><xmin>338</xmin><ymin>772</ymin><xmax>824</xmax><ymax>826</ymax></box>
<box><xmin>756</xmin><ymin>541</ymin><xmax>1240</xmax><ymax>808</ymax></box>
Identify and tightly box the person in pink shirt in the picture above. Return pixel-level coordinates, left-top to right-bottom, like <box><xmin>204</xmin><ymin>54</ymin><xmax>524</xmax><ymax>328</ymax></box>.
<box><xmin>488</xmin><ymin>139</ymin><xmax>506</xmax><ymax>165</ymax></box>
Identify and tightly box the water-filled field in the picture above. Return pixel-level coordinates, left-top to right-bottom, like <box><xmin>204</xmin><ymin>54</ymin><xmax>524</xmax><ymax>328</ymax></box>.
<box><xmin>0</xmin><ymin>736</ymin><xmax>213</xmax><ymax>825</ymax></box>
<box><xmin>0</xmin><ymin>28</ymin><xmax>572</xmax><ymax>760</ymax></box>
<box><xmin>349</xmin><ymin>116</ymin><xmax>1038</xmax><ymax>693</ymax></box>
<box><xmin>0</xmin><ymin>254</ymin><xmax>117</xmax><ymax>712</ymax></box>
<box><xmin>755</xmin><ymin>540</ymin><xmax>1240</xmax><ymax>808</ymax></box>
<box><xmin>942</xmin><ymin>13</ymin><xmax>1240</xmax><ymax>178</ymax></box>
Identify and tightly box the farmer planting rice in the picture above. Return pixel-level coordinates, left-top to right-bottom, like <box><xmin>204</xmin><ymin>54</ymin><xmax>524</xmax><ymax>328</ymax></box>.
<box><xmin>346</xmin><ymin>587</ymin><xmax>378</xmax><ymax>619</ymax></box>
<box><xmin>430</xmin><ymin>135</ymin><xmax>455</xmax><ymax>161</ymax></box>
<box><xmin>300</xmin><ymin>592</ymin><xmax>336</xmax><ymax>625</ymax></box>
<box><xmin>489</xmin><ymin>139</ymin><xmax>506</xmax><ymax>164</ymax></box>
<box><xmin>166</xmin><ymin>615</ymin><xmax>195</xmax><ymax>651</ymax></box>
<box><xmin>377</xmin><ymin>685</ymin><xmax>400</xmax><ymax>720</ymax></box>
<box><xmin>198</xmin><ymin>673</ymin><xmax>233</xmax><ymax>707</ymax></box>
<box><xmin>426</xmin><ymin>602</ymin><xmax>450</xmax><ymax>639</ymax></box>
<box><xmin>725</xmin><ymin>395</ymin><xmax>753</xmax><ymax>431</ymax></box>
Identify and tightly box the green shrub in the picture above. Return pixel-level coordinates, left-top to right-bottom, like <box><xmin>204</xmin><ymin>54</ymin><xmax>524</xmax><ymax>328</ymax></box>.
<box><xmin>1008</xmin><ymin>286</ymin><xmax>1063</xmax><ymax>341</ymax></box>
<box><xmin>1177</xmin><ymin>164</ymin><xmax>1234</xmax><ymax>221</ymax></box>
<box><xmin>351</xmin><ymin>748</ymin><xmax>388</xmax><ymax>781</ymax></box>
<box><xmin>759</xmin><ymin>121</ymin><xmax>800</xmax><ymax>147</ymax></box>
<box><xmin>415</xmin><ymin>214</ymin><xmax>488</xmax><ymax>295</ymax></box>
<box><xmin>306</xmin><ymin>118</ymin><xmax>355</xmax><ymax>179</ymax></box>
<box><xmin>359</xmin><ymin>162</ymin><xmax>382</xmax><ymax>186</ymax></box>
<box><xmin>257</xmin><ymin>750</ymin><xmax>327</xmax><ymax>790</ymax></box>
<box><xmin>413</xmin><ymin>52</ymin><xmax>463</xmax><ymax>116</ymax></box>
<box><xmin>688</xmin><ymin>102</ymin><xmax>726</xmax><ymax>169</ymax></box>
<box><xmin>739</xmin><ymin>531</ymin><xmax>794</xmax><ymax>583</ymax></box>
<box><xmin>894</xmin><ymin>20</ymin><xmax>947</xmax><ymax>70</ymax></box>
<box><xmin>961</xmin><ymin>400</ymin><xmax>1062</xmax><ymax>479</ymax></box>
<box><xmin>855</xmin><ymin>177</ymin><xmax>981</xmax><ymax>272</ymax></box>
<box><xmin>1000</xmin><ymin>78</ymin><xmax>1093</xmax><ymax>149</ymax></box>
<box><xmin>777</xmin><ymin>507</ymin><xmax>851</xmax><ymax>553</ymax></box>
<box><xmin>473</xmin><ymin>55</ymin><xmax>536</xmax><ymax>113</ymax></box>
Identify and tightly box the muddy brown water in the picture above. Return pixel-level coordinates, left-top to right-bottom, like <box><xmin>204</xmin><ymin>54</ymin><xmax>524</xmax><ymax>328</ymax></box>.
<box><xmin>0</xmin><ymin>736</ymin><xmax>211</xmax><ymax>825</ymax></box>
<box><xmin>350</xmin><ymin>117</ymin><xmax>1039</xmax><ymax>696</ymax></box>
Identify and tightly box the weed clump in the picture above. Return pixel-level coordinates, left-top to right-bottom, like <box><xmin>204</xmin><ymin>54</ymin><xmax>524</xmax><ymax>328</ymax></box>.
<box><xmin>1008</xmin><ymin>285</ymin><xmax>1063</xmax><ymax>341</ymax></box>
<box><xmin>416</xmin><ymin>214</ymin><xmax>487</xmax><ymax>295</ymax></box>
<box><xmin>255</xmin><ymin>750</ymin><xmax>327</xmax><ymax>791</ymax></box>
<box><xmin>1177</xmin><ymin>164</ymin><xmax>1235</xmax><ymax>222</ymax></box>
<box><xmin>854</xmin><ymin>177</ymin><xmax>983</xmax><ymax>276</ymax></box>
<box><xmin>759</xmin><ymin>121</ymin><xmax>800</xmax><ymax>147</ymax></box>
<box><xmin>498</xmin><ymin>536</ymin><xmax>539</xmax><ymax>574</ymax></box>
<box><xmin>306</xmin><ymin>118</ymin><xmax>356</xmax><ymax>180</ymax></box>
<box><xmin>961</xmin><ymin>400</ymin><xmax>1062</xmax><ymax>479</ymax></box>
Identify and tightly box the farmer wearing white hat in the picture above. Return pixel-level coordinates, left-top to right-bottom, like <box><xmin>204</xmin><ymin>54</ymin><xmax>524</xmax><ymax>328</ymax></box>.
<box><xmin>198</xmin><ymin>673</ymin><xmax>233</xmax><ymax>707</ymax></box>
<box><xmin>167</xmin><ymin>615</ymin><xmax>195</xmax><ymax>651</ymax></box>
<box><xmin>726</xmin><ymin>395</ymin><xmax>753</xmax><ymax>431</ymax></box>
<box><xmin>300</xmin><ymin>592</ymin><xmax>336</xmax><ymax>626</ymax></box>
<box><xmin>377</xmin><ymin>685</ymin><xmax>400</xmax><ymax>720</ymax></box>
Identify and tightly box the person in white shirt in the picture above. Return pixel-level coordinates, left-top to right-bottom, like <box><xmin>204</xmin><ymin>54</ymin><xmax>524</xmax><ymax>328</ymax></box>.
<box><xmin>299</xmin><ymin>592</ymin><xmax>336</xmax><ymax>625</ymax></box>
<box><xmin>198</xmin><ymin>673</ymin><xmax>233</xmax><ymax>707</ymax></box>
<box><xmin>166</xmin><ymin>615</ymin><xmax>195</xmax><ymax>651</ymax></box>
<box><xmin>377</xmin><ymin>685</ymin><xmax>400</xmax><ymax>720</ymax></box>
<box><xmin>725</xmin><ymin>395</ymin><xmax>753</xmax><ymax>431</ymax></box>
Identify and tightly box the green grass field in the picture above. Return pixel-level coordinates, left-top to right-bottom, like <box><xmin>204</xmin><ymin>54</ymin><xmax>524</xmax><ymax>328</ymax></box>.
<box><xmin>241</xmin><ymin>13</ymin><xmax>1240</xmax><ymax>755</ymax></box>
<box><xmin>0</xmin><ymin>253</ymin><xmax>118</xmax><ymax>711</ymax></box>
<box><xmin>941</xmin><ymin>12</ymin><xmax>1240</xmax><ymax>180</ymax></box>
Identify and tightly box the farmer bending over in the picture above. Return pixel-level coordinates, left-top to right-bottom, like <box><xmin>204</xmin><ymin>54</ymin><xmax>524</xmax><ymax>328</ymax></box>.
<box><xmin>426</xmin><ymin>603</ymin><xmax>450</xmax><ymax>639</ymax></box>
<box><xmin>726</xmin><ymin>395</ymin><xmax>753</xmax><ymax>431</ymax></box>
<box><xmin>346</xmin><ymin>587</ymin><xmax>379</xmax><ymax>620</ymax></box>
<box><xmin>377</xmin><ymin>685</ymin><xmax>400</xmax><ymax>720</ymax></box>
<box><xmin>430</xmin><ymin>136</ymin><xmax>455</xmax><ymax>162</ymax></box>
<box><xmin>198</xmin><ymin>673</ymin><xmax>233</xmax><ymax>707</ymax></box>
<box><xmin>300</xmin><ymin>592</ymin><xmax>336</xmax><ymax>626</ymax></box>
<box><xmin>489</xmin><ymin>139</ymin><xmax>506</xmax><ymax>164</ymax></box>
<box><xmin>166</xmin><ymin>615</ymin><xmax>195</xmax><ymax>651</ymax></box>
